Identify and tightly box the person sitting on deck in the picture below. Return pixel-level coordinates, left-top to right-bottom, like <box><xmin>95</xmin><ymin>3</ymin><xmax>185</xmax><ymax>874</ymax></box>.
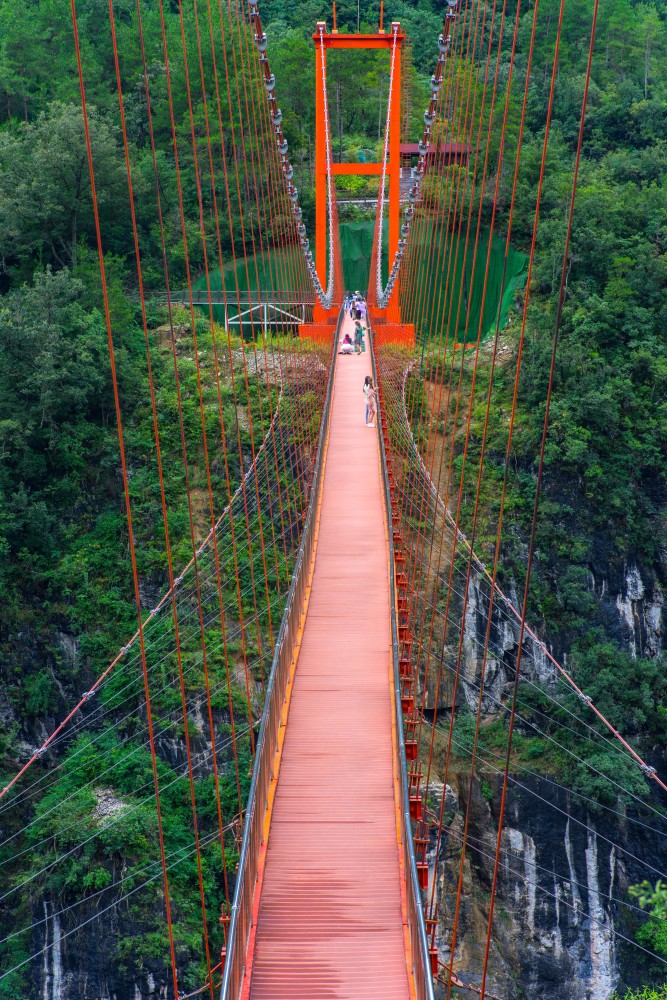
<box><xmin>339</xmin><ymin>333</ymin><xmax>355</xmax><ymax>354</ymax></box>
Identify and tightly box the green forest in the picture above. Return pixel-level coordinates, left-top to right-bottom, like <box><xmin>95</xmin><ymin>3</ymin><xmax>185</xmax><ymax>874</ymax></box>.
<box><xmin>0</xmin><ymin>0</ymin><xmax>666</xmax><ymax>996</ymax></box>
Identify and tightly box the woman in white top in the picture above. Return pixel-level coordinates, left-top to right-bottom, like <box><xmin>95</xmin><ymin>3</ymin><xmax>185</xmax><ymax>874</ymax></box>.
<box><xmin>363</xmin><ymin>375</ymin><xmax>376</xmax><ymax>426</ymax></box>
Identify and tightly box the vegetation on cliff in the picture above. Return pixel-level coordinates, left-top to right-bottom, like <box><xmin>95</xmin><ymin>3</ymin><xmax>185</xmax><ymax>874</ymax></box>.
<box><xmin>403</xmin><ymin>0</ymin><xmax>667</xmax><ymax>800</ymax></box>
<box><xmin>0</xmin><ymin>0</ymin><xmax>665</xmax><ymax>995</ymax></box>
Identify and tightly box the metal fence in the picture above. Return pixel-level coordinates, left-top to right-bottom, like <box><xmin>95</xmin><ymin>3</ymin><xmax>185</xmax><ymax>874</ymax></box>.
<box><xmin>164</xmin><ymin>291</ymin><xmax>316</xmax><ymax>333</ymax></box>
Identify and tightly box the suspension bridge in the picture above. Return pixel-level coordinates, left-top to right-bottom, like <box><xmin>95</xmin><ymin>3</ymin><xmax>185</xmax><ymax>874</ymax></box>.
<box><xmin>0</xmin><ymin>0</ymin><xmax>666</xmax><ymax>999</ymax></box>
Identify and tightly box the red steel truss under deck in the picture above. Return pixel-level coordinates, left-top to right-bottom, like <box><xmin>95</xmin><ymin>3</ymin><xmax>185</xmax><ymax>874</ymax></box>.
<box><xmin>244</xmin><ymin>315</ymin><xmax>413</xmax><ymax>1000</ymax></box>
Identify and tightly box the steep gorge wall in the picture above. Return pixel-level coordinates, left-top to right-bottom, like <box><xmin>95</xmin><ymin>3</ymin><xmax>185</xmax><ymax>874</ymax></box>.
<box><xmin>422</xmin><ymin>555</ymin><xmax>667</xmax><ymax>999</ymax></box>
<box><xmin>427</xmin><ymin>769</ymin><xmax>667</xmax><ymax>1000</ymax></box>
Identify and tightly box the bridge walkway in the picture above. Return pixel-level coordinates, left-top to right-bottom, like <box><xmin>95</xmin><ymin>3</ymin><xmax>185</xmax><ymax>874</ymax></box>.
<box><xmin>244</xmin><ymin>315</ymin><xmax>413</xmax><ymax>1000</ymax></box>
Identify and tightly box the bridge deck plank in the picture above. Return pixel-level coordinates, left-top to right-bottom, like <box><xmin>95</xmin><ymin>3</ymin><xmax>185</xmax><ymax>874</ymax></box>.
<box><xmin>246</xmin><ymin>317</ymin><xmax>412</xmax><ymax>1000</ymax></box>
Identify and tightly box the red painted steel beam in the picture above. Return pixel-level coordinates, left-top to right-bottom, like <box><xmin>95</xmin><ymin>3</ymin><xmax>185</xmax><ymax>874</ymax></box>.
<box><xmin>314</xmin><ymin>25</ymin><xmax>404</xmax><ymax>321</ymax></box>
<box><xmin>312</xmin><ymin>30</ymin><xmax>406</xmax><ymax>48</ymax></box>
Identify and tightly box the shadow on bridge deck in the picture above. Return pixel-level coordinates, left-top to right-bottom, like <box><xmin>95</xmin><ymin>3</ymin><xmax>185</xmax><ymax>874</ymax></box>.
<box><xmin>243</xmin><ymin>314</ymin><xmax>413</xmax><ymax>1000</ymax></box>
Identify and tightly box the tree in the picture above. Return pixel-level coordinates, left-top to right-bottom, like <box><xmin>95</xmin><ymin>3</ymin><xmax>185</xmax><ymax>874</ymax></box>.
<box><xmin>636</xmin><ymin>5</ymin><xmax>664</xmax><ymax>99</ymax></box>
<box><xmin>0</xmin><ymin>102</ymin><xmax>126</xmax><ymax>276</ymax></box>
<box><xmin>0</xmin><ymin>267</ymin><xmax>109</xmax><ymax>568</ymax></box>
<box><xmin>614</xmin><ymin>988</ymin><xmax>667</xmax><ymax>1000</ymax></box>
<box><xmin>629</xmin><ymin>881</ymin><xmax>667</xmax><ymax>960</ymax></box>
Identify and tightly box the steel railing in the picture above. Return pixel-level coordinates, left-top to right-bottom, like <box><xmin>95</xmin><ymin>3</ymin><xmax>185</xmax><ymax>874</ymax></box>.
<box><xmin>370</xmin><ymin>330</ymin><xmax>436</xmax><ymax>1000</ymax></box>
<box><xmin>219</xmin><ymin>308</ymin><xmax>341</xmax><ymax>1000</ymax></box>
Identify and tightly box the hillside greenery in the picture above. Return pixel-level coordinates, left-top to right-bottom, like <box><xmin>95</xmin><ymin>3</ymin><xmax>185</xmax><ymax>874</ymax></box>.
<box><xmin>0</xmin><ymin>0</ymin><xmax>666</xmax><ymax>995</ymax></box>
<box><xmin>615</xmin><ymin>989</ymin><xmax>667</xmax><ymax>1000</ymax></box>
<box><xmin>403</xmin><ymin>0</ymin><xmax>667</xmax><ymax>801</ymax></box>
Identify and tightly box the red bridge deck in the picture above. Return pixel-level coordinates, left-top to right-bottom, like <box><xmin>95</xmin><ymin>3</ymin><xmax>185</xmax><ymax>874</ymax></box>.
<box><xmin>244</xmin><ymin>317</ymin><xmax>413</xmax><ymax>1000</ymax></box>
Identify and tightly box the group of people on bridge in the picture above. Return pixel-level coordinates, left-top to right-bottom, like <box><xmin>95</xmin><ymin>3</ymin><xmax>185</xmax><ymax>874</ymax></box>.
<box><xmin>336</xmin><ymin>293</ymin><xmax>377</xmax><ymax>427</ymax></box>
<box><xmin>339</xmin><ymin>291</ymin><xmax>367</xmax><ymax>355</ymax></box>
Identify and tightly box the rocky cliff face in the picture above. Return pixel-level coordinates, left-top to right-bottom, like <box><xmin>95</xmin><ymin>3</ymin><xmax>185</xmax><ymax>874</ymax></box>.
<box><xmin>422</xmin><ymin>557</ymin><xmax>666</xmax><ymax>716</ymax></box>
<box><xmin>427</xmin><ymin>771</ymin><xmax>667</xmax><ymax>1000</ymax></box>
<box><xmin>417</xmin><ymin>550</ymin><xmax>667</xmax><ymax>1000</ymax></box>
<box><xmin>27</xmin><ymin>566</ymin><xmax>665</xmax><ymax>999</ymax></box>
<box><xmin>597</xmin><ymin>563</ymin><xmax>664</xmax><ymax>662</ymax></box>
<box><xmin>419</xmin><ymin>559</ymin><xmax>558</xmax><ymax>715</ymax></box>
<box><xmin>37</xmin><ymin>898</ymin><xmax>172</xmax><ymax>1000</ymax></box>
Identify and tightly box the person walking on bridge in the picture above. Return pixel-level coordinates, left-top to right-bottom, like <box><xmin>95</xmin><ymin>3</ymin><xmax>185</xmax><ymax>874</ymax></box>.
<box><xmin>354</xmin><ymin>292</ymin><xmax>363</xmax><ymax>321</ymax></box>
<box><xmin>364</xmin><ymin>375</ymin><xmax>376</xmax><ymax>427</ymax></box>
<box><xmin>354</xmin><ymin>320</ymin><xmax>364</xmax><ymax>354</ymax></box>
<box><xmin>367</xmin><ymin>380</ymin><xmax>377</xmax><ymax>427</ymax></box>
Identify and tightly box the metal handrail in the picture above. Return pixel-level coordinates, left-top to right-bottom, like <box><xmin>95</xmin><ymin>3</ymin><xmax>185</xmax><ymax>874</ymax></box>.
<box><xmin>219</xmin><ymin>309</ymin><xmax>341</xmax><ymax>1000</ymax></box>
<box><xmin>370</xmin><ymin>331</ymin><xmax>435</xmax><ymax>1000</ymax></box>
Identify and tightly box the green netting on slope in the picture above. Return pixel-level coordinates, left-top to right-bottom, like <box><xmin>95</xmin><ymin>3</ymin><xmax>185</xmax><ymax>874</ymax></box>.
<box><xmin>405</xmin><ymin>223</ymin><xmax>528</xmax><ymax>345</ymax></box>
<box><xmin>196</xmin><ymin>223</ymin><xmax>527</xmax><ymax>344</ymax></box>
<box><xmin>194</xmin><ymin>223</ymin><xmax>385</xmax><ymax>310</ymax></box>
<box><xmin>193</xmin><ymin>229</ymin><xmax>385</xmax><ymax>330</ymax></box>
<box><xmin>339</xmin><ymin>219</ymin><xmax>527</xmax><ymax>344</ymax></box>
<box><xmin>195</xmin><ymin>249</ymin><xmax>297</xmax><ymax>294</ymax></box>
<box><xmin>193</xmin><ymin>249</ymin><xmax>299</xmax><ymax>327</ymax></box>
<box><xmin>339</xmin><ymin>220</ymin><xmax>388</xmax><ymax>293</ymax></box>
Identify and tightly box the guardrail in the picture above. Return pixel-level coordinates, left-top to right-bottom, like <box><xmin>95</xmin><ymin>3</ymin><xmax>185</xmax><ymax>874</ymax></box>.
<box><xmin>370</xmin><ymin>331</ymin><xmax>435</xmax><ymax>1000</ymax></box>
<box><xmin>219</xmin><ymin>308</ymin><xmax>341</xmax><ymax>1000</ymax></box>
